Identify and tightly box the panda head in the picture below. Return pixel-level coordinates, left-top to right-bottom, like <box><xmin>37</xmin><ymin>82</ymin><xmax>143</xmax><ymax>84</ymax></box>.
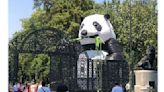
<box><xmin>78</xmin><ymin>14</ymin><xmax>116</xmax><ymax>45</ymax></box>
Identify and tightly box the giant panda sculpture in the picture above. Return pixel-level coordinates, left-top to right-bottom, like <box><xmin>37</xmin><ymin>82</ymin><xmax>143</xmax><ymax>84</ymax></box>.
<box><xmin>78</xmin><ymin>14</ymin><xmax>124</xmax><ymax>60</ymax></box>
<box><xmin>76</xmin><ymin>14</ymin><xmax>129</xmax><ymax>91</ymax></box>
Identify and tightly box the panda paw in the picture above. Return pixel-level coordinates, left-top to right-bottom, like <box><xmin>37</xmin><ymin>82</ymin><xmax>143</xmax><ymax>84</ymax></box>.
<box><xmin>106</xmin><ymin>53</ymin><xmax>124</xmax><ymax>61</ymax></box>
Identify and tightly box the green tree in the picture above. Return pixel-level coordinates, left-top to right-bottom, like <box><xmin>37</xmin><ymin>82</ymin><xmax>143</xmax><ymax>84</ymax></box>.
<box><xmin>32</xmin><ymin>0</ymin><xmax>95</xmax><ymax>38</ymax></box>
<box><xmin>97</xmin><ymin>0</ymin><xmax>157</xmax><ymax>65</ymax></box>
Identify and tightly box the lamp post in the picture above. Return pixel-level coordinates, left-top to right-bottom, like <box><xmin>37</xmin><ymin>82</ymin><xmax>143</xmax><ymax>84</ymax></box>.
<box><xmin>129</xmin><ymin>0</ymin><xmax>135</xmax><ymax>92</ymax></box>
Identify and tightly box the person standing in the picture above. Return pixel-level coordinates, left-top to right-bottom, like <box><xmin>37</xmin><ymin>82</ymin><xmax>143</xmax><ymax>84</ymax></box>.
<box><xmin>23</xmin><ymin>82</ymin><xmax>29</xmax><ymax>92</ymax></box>
<box><xmin>13</xmin><ymin>82</ymin><xmax>18</xmax><ymax>92</ymax></box>
<box><xmin>56</xmin><ymin>80</ymin><xmax>68</xmax><ymax>92</ymax></box>
<box><xmin>112</xmin><ymin>83</ymin><xmax>123</xmax><ymax>92</ymax></box>
<box><xmin>17</xmin><ymin>81</ymin><xmax>22</xmax><ymax>92</ymax></box>
<box><xmin>37</xmin><ymin>81</ymin><xmax>42</xmax><ymax>90</ymax></box>
<box><xmin>125</xmin><ymin>83</ymin><xmax>130</xmax><ymax>92</ymax></box>
<box><xmin>37</xmin><ymin>81</ymin><xmax>51</xmax><ymax>92</ymax></box>
<box><xmin>29</xmin><ymin>80</ymin><xmax>38</xmax><ymax>92</ymax></box>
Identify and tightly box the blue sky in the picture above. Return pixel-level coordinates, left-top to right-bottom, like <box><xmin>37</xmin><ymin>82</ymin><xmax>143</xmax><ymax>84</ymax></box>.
<box><xmin>9</xmin><ymin>0</ymin><xmax>105</xmax><ymax>39</ymax></box>
<box><xmin>9</xmin><ymin>0</ymin><xmax>34</xmax><ymax>39</ymax></box>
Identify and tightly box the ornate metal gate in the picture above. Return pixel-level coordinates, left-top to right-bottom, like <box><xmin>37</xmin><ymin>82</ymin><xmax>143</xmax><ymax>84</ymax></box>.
<box><xmin>75</xmin><ymin>51</ymin><xmax>129</xmax><ymax>92</ymax></box>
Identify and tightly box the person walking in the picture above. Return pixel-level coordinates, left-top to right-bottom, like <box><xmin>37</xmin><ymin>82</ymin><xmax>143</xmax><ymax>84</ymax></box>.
<box><xmin>37</xmin><ymin>81</ymin><xmax>51</xmax><ymax>92</ymax></box>
<box><xmin>112</xmin><ymin>83</ymin><xmax>123</xmax><ymax>92</ymax></box>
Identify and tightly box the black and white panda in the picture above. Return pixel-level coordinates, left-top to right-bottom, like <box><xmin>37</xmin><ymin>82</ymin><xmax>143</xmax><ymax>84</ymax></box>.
<box><xmin>78</xmin><ymin>14</ymin><xmax>124</xmax><ymax>60</ymax></box>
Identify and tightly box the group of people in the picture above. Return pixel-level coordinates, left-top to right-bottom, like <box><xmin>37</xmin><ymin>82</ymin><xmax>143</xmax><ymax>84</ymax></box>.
<box><xmin>10</xmin><ymin>80</ymin><xmax>51</xmax><ymax>92</ymax></box>
<box><xmin>10</xmin><ymin>80</ymin><xmax>69</xmax><ymax>92</ymax></box>
<box><xmin>10</xmin><ymin>79</ymin><xmax>130</xmax><ymax>92</ymax></box>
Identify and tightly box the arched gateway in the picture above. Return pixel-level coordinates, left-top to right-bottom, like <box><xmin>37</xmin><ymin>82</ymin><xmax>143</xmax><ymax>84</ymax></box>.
<box><xmin>9</xmin><ymin>28</ymin><xmax>82</xmax><ymax>91</ymax></box>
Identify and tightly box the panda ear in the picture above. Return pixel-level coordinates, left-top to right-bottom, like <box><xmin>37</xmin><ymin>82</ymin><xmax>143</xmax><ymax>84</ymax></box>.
<box><xmin>104</xmin><ymin>14</ymin><xmax>110</xmax><ymax>19</ymax></box>
<box><xmin>79</xmin><ymin>17</ymin><xmax>84</xmax><ymax>24</ymax></box>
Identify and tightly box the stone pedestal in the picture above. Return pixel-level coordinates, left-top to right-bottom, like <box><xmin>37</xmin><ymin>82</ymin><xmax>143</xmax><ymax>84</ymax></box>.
<box><xmin>134</xmin><ymin>70</ymin><xmax>157</xmax><ymax>92</ymax></box>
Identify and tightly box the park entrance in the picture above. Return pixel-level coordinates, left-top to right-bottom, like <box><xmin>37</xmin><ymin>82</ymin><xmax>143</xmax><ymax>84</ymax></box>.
<box><xmin>9</xmin><ymin>28</ymin><xmax>129</xmax><ymax>92</ymax></box>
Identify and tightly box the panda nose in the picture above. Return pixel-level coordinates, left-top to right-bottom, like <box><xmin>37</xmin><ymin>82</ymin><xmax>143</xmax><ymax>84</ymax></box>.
<box><xmin>81</xmin><ymin>30</ymin><xmax>87</xmax><ymax>36</ymax></box>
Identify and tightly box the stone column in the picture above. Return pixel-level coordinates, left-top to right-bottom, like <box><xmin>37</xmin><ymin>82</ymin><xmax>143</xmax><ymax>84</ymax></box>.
<box><xmin>134</xmin><ymin>70</ymin><xmax>157</xmax><ymax>92</ymax></box>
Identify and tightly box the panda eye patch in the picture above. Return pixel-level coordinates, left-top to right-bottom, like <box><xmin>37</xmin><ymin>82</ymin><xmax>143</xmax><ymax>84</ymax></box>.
<box><xmin>93</xmin><ymin>21</ymin><xmax>102</xmax><ymax>31</ymax></box>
